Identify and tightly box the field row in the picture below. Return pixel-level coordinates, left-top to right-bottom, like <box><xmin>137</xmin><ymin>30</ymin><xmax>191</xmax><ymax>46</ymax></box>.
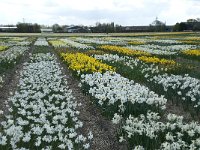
<box><xmin>0</xmin><ymin>34</ymin><xmax>200</xmax><ymax>149</ymax></box>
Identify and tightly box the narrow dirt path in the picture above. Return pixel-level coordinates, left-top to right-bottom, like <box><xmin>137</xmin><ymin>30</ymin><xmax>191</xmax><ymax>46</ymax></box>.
<box><xmin>176</xmin><ymin>56</ymin><xmax>200</xmax><ymax>78</ymax></box>
<box><xmin>52</xmin><ymin>48</ymin><xmax>127</xmax><ymax>150</ymax></box>
<box><xmin>164</xmin><ymin>101</ymin><xmax>200</xmax><ymax>122</ymax></box>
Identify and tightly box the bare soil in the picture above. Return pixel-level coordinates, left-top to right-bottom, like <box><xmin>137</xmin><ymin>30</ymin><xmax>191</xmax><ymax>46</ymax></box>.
<box><xmin>176</xmin><ymin>56</ymin><xmax>200</xmax><ymax>78</ymax></box>
<box><xmin>164</xmin><ymin>100</ymin><xmax>200</xmax><ymax>122</ymax></box>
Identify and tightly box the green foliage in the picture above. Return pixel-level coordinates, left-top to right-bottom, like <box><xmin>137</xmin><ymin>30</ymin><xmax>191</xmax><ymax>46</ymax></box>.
<box><xmin>16</xmin><ymin>23</ymin><xmax>41</xmax><ymax>33</ymax></box>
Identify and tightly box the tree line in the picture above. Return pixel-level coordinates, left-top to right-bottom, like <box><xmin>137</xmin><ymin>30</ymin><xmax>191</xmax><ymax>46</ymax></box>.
<box><xmin>173</xmin><ymin>18</ymin><xmax>200</xmax><ymax>31</ymax></box>
<box><xmin>16</xmin><ymin>23</ymin><xmax>41</xmax><ymax>33</ymax></box>
<box><xmin>0</xmin><ymin>18</ymin><xmax>200</xmax><ymax>33</ymax></box>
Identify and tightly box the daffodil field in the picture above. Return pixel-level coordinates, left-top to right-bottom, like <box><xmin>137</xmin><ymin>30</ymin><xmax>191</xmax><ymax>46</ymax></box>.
<box><xmin>0</xmin><ymin>32</ymin><xmax>200</xmax><ymax>149</ymax></box>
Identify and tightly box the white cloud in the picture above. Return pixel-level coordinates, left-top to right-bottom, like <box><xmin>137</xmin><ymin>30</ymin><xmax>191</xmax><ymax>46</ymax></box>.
<box><xmin>0</xmin><ymin>0</ymin><xmax>199</xmax><ymax>26</ymax></box>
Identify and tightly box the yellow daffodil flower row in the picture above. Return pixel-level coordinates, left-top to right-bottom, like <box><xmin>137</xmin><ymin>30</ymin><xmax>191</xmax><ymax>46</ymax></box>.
<box><xmin>128</xmin><ymin>41</ymin><xmax>146</xmax><ymax>45</ymax></box>
<box><xmin>0</xmin><ymin>46</ymin><xmax>8</xmax><ymax>51</ymax></box>
<box><xmin>182</xmin><ymin>49</ymin><xmax>200</xmax><ymax>56</ymax></box>
<box><xmin>84</xmin><ymin>50</ymin><xmax>107</xmax><ymax>56</ymax></box>
<box><xmin>99</xmin><ymin>45</ymin><xmax>150</xmax><ymax>56</ymax></box>
<box><xmin>11</xmin><ymin>37</ymin><xmax>25</xmax><ymax>41</ymax></box>
<box><xmin>138</xmin><ymin>56</ymin><xmax>176</xmax><ymax>65</ymax></box>
<box><xmin>183</xmin><ymin>37</ymin><xmax>200</xmax><ymax>41</ymax></box>
<box><xmin>49</xmin><ymin>40</ymin><xmax>69</xmax><ymax>47</ymax></box>
<box><xmin>180</xmin><ymin>40</ymin><xmax>200</xmax><ymax>45</ymax></box>
<box><xmin>61</xmin><ymin>53</ymin><xmax>115</xmax><ymax>73</ymax></box>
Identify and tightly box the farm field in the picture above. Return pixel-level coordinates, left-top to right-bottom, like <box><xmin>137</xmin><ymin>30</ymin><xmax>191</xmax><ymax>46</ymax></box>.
<box><xmin>0</xmin><ymin>32</ymin><xmax>200</xmax><ymax>149</ymax></box>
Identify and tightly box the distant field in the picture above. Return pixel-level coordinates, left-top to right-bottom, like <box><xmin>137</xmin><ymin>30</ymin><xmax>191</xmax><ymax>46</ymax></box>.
<box><xmin>0</xmin><ymin>31</ymin><xmax>198</xmax><ymax>37</ymax></box>
<box><xmin>0</xmin><ymin>32</ymin><xmax>200</xmax><ymax>149</ymax></box>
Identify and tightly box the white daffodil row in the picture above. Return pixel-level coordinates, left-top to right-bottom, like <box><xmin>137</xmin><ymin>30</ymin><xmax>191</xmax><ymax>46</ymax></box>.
<box><xmin>76</xmin><ymin>37</ymin><xmax>182</xmax><ymax>46</ymax></box>
<box><xmin>75</xmin><ymin>37</ymin><xmax>110</xmax><ymax>45</ymax></box>
<box><xmin>74</xmin><ymin>53</ymin><xmax>199</xmax><ymax>149</ymax></box>
<box><xmin>16</xmin><ymin>41</ymin><xmax>32</xmax><ymax>46</ymax></box>
<box><xmin>106</xmin><ymin>37</ymin><xmax>181</xmax><ymax>44</ymax></box>
<box><xmin>0</xmin><ymin>53</ymin><xmax>92</xmax><ymax>149</ymax></box>
<box><xmin>75</xmin><ymin>37</ymin><xmax>127</xmax><ymax>46</ymax></box>
<box><xmin>151</xmin><ymin>39</ymin><xmax>182</xmax><ymax>44</ymax></box>
<box><xmin>9</xmin><ymin>37</ymin><xmax>28</xmax><ymax>41</ymax></box>
<box><xmin>78</xmin><ymin>69</ymin><xmax>199</xmax><ymax>149</ymax></box>
<box><xmin>0</xmin><ymin>46</ymin><xmax>29</xmax><ymax>64</ymax></box>
<box><xmin>94</xmin><ymin>54</ymin><xmax>161</xmax><ymax>75</ymax></box>
<box><xmin>113</xmin><ymin>111</ymin><xmax>200</xmax><ymax>149</ymax></box>
<box><xmin>94</xmin><ymin>54</ymin><xmax>135</xmax><ymax>64</ymax></box>
<box><xmin>60</xmin><ymin>38</ymin><xmax>94</xmax><ymax>50</ymax></box>
<box><xmin>0</xmin><ymin>42</ymin><xmax>11</xmax><ymax>47</ymax></box>
<box><xmin>150</xmin><ymin>74</ymin><xmax>200</xmax><ymax>108</ymax></box>
<box><xmin>34</xmin><ymin>38</ymin><xmax>49</xmax><ymax>46</ymax></box>
<box><xmin>0</xmin><ymin>37</ymin><xmax>31</xmax><ymax>47</ymax></box>
<box><xmin>101</xmin><ymin>37</ymin><xmax>127</xmax><ymax>45</ymax></box>
<box><xmin>102</xmin><ymin>37</ymin><xmax>142</xmax><ymax>45</ymax></box>
<box><xmin>94</xmin><ymin>54</ymin><xmax>200</xmax><ymax>109</ymax></box>
<box><xmin>105</xmin><ymin>37</ymin><xmax>141</xmax><ymax>42</ymax></box>
<box><xmin>80</xmin><ymin>71</ymin><xmax>167</xmax><ymax>113</ymax></box>
<box><xmin>0</xmin><ymin>41</ymin><xmax>31</xmax><ymax>47</ymax></box>
<box><xmin>127</xmin><ymin>44</ymin><xmax>197</xmax><ymax>55</ymax></box>
<box><xmin>10</xmin><ymin>38</ymin><xmax>31</xmax><ymax>46</ymax></box>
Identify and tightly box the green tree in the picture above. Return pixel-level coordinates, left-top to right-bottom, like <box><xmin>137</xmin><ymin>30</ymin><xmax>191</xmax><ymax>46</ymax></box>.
<box><xmin>193</xmin><ymin>23</ymin><xmax>200</xmax><ymax>31</ymax></box>
<box><xmin>52</xmin><ymin>24</ymin><xmax>60</xmax><ymax>32</ymax></box>
<box><xmin>187</xmin><ymin>19</ymin><xmax>198</xmax><ymax>23</ymax></box>
<box><xmin>173</xmin><ymin>23</ymin><xmax>180</xmax><ymax>31</ymax></box>
<box><xmin>173</xmin><ymin>22</ymin><xmax>187</xmax><ymax>31</ymax></box>
<box><xmin>179</xmin><ymin>22</ymin><xmax>187</xmax><ymax>31</ymax></box>
<box><xmin>16</xmin><ymin>23</ymin><xmax>40</xmax><ymax>33</ymax></box>
<box><xmin>115</xmin><ymin>24</ymin><xmax>123</xmax><ymax>32</ymax></box>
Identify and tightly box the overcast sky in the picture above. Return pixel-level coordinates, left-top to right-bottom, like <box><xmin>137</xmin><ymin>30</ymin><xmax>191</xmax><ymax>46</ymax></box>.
<box><xmin>1</xmin><ymin>0</ymin><xmax>200</xmax><ymax>26</ymax></box>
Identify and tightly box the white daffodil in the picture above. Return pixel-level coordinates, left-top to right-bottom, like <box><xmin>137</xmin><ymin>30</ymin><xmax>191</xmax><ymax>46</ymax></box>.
<box><xmin>34</xmin><ymin>38</ymin><xmax>49</xmax><ymax>46</ymax></box>
<box><xmin>61</xmin><ymin>38</ymin><xmax>94</xmax><ymax>50</ymax></box>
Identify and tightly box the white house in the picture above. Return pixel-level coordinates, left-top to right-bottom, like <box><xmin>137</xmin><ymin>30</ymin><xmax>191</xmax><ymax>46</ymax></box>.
<box><xmin>0</xmin><ymin>26</ymin><xmax>17</xmax><ymax>32</ymax></box>
<box><xmin>40</xmin><ymin>28</ymin><xmax>53</xmax><ymax>33</ymax></box>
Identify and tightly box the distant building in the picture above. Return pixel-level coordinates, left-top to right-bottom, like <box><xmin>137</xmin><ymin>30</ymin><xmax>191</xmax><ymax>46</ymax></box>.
<box><xmin>122</xmin><ymin>26</ymin><xmax>150</xmax><ymax>32</ymax></box>
<box><xmin>165</xmin><ymin>26</ymin><xmax>174</xmax><ymax>32</ymax></box>
<box><xmin>0</xmin><ymin>26</ymin><xmax>17</xmax><ymax>32</ymax></box>
<box><xmin>40</xmin><ymin>28</ymin><xmax>53</xmax><ymax>33</ymax></box>
<box><xmin>121</xmin><ymin>25</ymin><xmax>173</xmax><ymax>32</ymax></box>
<box><xmin>150</xmin><ymin>17</ymin><xmax>166</xmax><ymax>26</ymax></box>
<box><xmin>65</xmin><ymin>26</ymin><xmax>91</xmax><ymax>33</ymax></box>
<box><xmin>120</xmin><ymin>18</ymin><xmax>173</xmax><ymax>32</ymax></box>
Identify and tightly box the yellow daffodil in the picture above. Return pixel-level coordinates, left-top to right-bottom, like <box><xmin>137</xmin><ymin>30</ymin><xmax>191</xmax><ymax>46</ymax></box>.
<box><xmin>182</xmin><ymin>49</ymin><xmax>200</xmax><ymax>56</ymax></box>
<box><xmin>49</xmin><ymin>40</ymin><xmax>68</xmax><ymax>47</ymax></box>
<box><xmin>61</xmin><ymin>53</ymin><xmax>115</xmax><ymax>73</ymax></box>
<box><xmin>138</xmin><ymin>56</ymin><xmax>176</xmax><ymax>65</ymax></box>
<box><xmin>0</xmin><ymin>46</ymin><xmax>8</xmax><ymax>52</ymax></box>
<box><xmin>84</xmin><ymin>50</ymin><xmax>107</xmax><ymax>56</ymax></box>
<box><xmin>99</xmin><ymin>45</ymin><xmax>150</xmax><ymax>56</ymax></box>
<box><xmin>128</xmin><ymin>41</ymin><xmax>146</xmax><ymax>45</ymax></box>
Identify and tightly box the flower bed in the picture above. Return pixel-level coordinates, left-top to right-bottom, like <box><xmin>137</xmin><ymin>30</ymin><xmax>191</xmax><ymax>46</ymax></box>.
<box><xmin>0</xmin><ymin>46</ymin><xmax>29</xmax><ymax>70</ymax></box>
<box><xmin>34</xmin><ymin>38</ymin><xmax>49</xmax><ymax>46</ymax></box>
<box><xmin>48</xmin><ymin>40</ymin><xmax>69</xmax><ymax>48</ymax></box>
<box><xmin>0</xmin><ymin>46</ymin><xmax>8</xmax><ymax>52</ymax></box>
<box><xmin>61</xmin><ymin>39</ymin><xmax>94</xmax><ymax>50</ymax></box>
<box><xmin>99</xmin><ymin>45</ymin><xmax>150</xmax><ymax>56</ymax></box>
<box><xmin>61</xmin><ymin>53</ymin><xmax>115</xmax><ymax>74</ymax></box>
<box><xmin>0</xmin><ymin>53</ymin><xmax>92</xmax><ymax>149</ymax></box>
